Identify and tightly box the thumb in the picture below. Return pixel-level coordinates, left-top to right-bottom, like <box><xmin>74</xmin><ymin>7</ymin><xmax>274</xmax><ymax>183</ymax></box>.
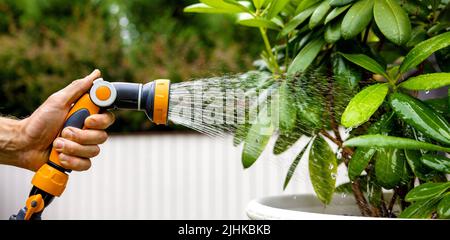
<box><xmin>59</xmin><ymin>69</ymin><xmax>101</xmax><ymax>105</ymax></box>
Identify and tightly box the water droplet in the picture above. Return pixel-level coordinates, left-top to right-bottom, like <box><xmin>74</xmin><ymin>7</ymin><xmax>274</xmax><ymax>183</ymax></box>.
<box><xmin>336</xmin><ymin>148</ymin><xmax>343</xmax><ymax>160</ymax></box>
<box><xmin>344</xmin><ymin>127</ymin><xmax>353</xmax><ymax>135</ymax></box>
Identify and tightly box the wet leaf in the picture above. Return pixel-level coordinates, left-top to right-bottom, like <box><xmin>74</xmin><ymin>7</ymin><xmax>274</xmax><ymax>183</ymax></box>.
<box><xmin>405</xmin><ymin>182</ymin><xmax>450</xmax><ymax>202</ymax></box>
<box><xmin>281</xmin><ymin>6</ymin><xmax>316</xmax><ymax>36</ymax></box>
<box><xmin>324</xmin><ymin>4</ymin><xmax>351</xmax><ymax>24</ymax></box>
<box><xmin>341</xmin><ymin>83</ymin><xmax>389</xmax><ymax>128</ymax></box>
<box><xmin>233</xmin><ymin>123</ymin><xmax>250</xmax><ymax>146</ymax></box>
<box><xmin>283</xmin><ymin>139</ymin><xmax>312</xmax><ymax>189</ymax></box>
<box><xmin>399</xmin><ymin>197</ymin><xmax>441</xmax><ymax>219</ymax></box>
<box><xmin>267</xmin><ymin>0</ymin><xmax>290</xmax><ymax>19</ymax></box>
<box><xmin>400</xmin><ymin>31</ymin><xmax>450</xmax><ymax>73</ymax></box>
<box><xmin>332</xmin><ymin>54</ymin><xmax>362</xmax><ymax>121</ymax></box>
<box><xmin>309</xmin><ymin>0</ymin><xmax>332</xmax><ymax>29</ymax></box>
<box><xmin>329</xmin><ymin>0</ymin><xmax>356</xmax><ymax>7</ymax></box>
<box><xmin>325</xmin><ymin>20</ymin><xmax>342</xmax><ymax>43</ymax></box>
<box><xmin>421</xmin><ymin>154</ymin><xmax>450</xmax><ymax>174</ymax></box>
<box><xmin>373</xmin><ymin>0</ymin><xmax>411</xmax><ymax>45</ymax></box>
<box><xmin>309</xmin><ymin>135</ymin><xmax>338</xmax><ymax>204</ymax></box>
<box><xmin>406</xmin><ymin>26</ymin><xmax>427</xmax><ymax>48</ymax></box>
<box><xmin>242</xmin><ymin>106</ymin><xmax>274</xmax><ymax>168</ymax></box>
<box><xmin>278</xmin><ymin>82</ymin><xmax>297</xmax><ymax>133</ymax></box>
<box><xmin>273</xmin><ymin>131</ymin><xmax>302</xmax><ymax>155</ymax></box>
<box><xmin>296</xmin><ymin>0</ymin><xmax>321</xmax><ymax>14</ymax></box>
<box><xmin>341</xmin><ymin>0</ymin><xmax>374</xmax><ymax>39</ymax></box>
<box><xmin>339</xmin><ymin>53</ymin><xmax>387</xmax><ymax>77</ymax></box>
<box><xmin>404</xmin><ymin>150</ymin><xmax>438</xmax><ymax>181</ymax></box>
<box><xmin>399</xmin><ymin>73</ymin><xmax>450</xmax><ymax>91</ymax></box>
<box><xmin>348</xmin><ymin>148</ymin><xmax>376</xmax><ymax>180</ymax></box>
<box><xmin>375</xmin><ymin>148</ymin><xmax>409</xmax><ymax>189</ymax></box>
<box><xmin>390</xmin><ymin>93</ymin><xmax>450</xmax><ymax>145</ymax></box>
<box><xmin>344</xmin><ymin>135</ymin><xmax>450</xmax><ymax>153</ymax></box>
<box><xmin>437</xmin><ymin>194</ymin><xmax>450</xmax><ymax>219</ymax></box>
<box><xmin>288</xmin><ymin>37</ymin><xmax>325</xmax><ymax>74</ymax></box>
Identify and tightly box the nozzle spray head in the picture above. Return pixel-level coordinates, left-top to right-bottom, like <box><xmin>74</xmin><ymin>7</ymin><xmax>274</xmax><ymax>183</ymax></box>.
<box><xmin>142</xmin><ymin>79</ymin><xmax>170</xmax><ymax>125</ymax></box>
<box><xmin>90</xmin><ymin>79</ymin><xmax>171</xmax><ymax>125</ymax></box>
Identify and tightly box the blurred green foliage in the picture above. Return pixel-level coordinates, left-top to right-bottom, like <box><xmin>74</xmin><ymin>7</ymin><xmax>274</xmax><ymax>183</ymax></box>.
<box><xmin>0</xmin><ymin>0</ymin><xmax>259</xmax><ymax>132</ymax></box>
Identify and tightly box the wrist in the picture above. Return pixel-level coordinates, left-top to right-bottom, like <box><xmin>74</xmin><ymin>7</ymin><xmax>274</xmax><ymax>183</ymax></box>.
<box><xmin>0</xmin><ymin>117</ymin><xmax>26</xmax><ymax>167</ymax></box>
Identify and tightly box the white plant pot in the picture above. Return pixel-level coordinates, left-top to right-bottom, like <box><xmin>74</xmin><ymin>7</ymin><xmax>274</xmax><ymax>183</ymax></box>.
<box><xmin>246</xmin><ymin>194</ymin><xmax>394</xmax><ymax>220</ymax></box>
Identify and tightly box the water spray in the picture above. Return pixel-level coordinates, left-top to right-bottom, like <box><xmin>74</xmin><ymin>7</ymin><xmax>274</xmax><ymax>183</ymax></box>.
<box><xmin>11</xmin><ymin>79</ymin><xmax>171</xmax><ymax>220</ymax></box>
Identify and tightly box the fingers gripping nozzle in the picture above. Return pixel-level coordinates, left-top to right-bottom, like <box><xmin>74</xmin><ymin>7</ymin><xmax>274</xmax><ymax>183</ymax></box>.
<box><xmin>13</xmin><ymin>79</ymin><xmax>171</xmax><ymax>220</ymax></box>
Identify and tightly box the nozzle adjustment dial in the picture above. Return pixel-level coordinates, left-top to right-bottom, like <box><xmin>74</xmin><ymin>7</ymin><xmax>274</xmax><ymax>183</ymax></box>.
<box><xmin>90</xmin><ymin>78</ymin><xmax>117</xmax><ymax>107</ymax></box>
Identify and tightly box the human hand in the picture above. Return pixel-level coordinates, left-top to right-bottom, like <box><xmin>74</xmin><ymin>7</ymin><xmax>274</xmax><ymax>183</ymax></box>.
<box><xmin>13</xmin><ymin>70</ymin><xmax>115</xmax><ymax>171</ymax></box>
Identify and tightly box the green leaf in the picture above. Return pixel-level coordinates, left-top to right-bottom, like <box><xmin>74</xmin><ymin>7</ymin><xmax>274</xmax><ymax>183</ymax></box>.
<box><xmin>309</xmin><ymin>135</ymin><xmax>337</xmax><ymax>204</ymax></box>
<box><xmin>242</xmin><ymin>106</ymin><xmax>274</xmax><ymax>168</ymax></box>
<box><xmin>406</xmin><ymin>26</ymin><xmax>427</xmax><ymax>48</ymax></box>
<box><xmin>347</xmin><ymin>112</ymin><xmax>395</xmax><ymax>179</ymax></box>
<box><xmin>367</xmin><ymin>173</ymin><xmax>383</xmax><ymax>207</ymax></box>
<box><xmin>329</xmin><ymin>0</ymin><xmax>356</xmax><ymax>7</ymax></box>
<box><xmin>237</xmin><ymin>13</ymin><xmax>280</xmax><ymax>29</ymax></box>
<box><xmin>287</xmin><ymin>37</ymin><xmax>325</xmax><ymax>75</ymax></box>
<box><xmin>233</xmin><ymin>123</ymin><xmax>250</xmax><ymax>146</ymax></box>
<box><xmin>400</xmin><ymin>31</ymin><xmax>450</xmax><ymax>73</ymax></box>
<box><xmin>273</xmin><ymin>131</ymin><xmax>302</xmax><ymax>155</ymax></box>
<box><xmin>253</xmin><ymin>0</ymin><xmax>265</xmax><ymax>9</ymax></box>
<box><xmin>404</xmin><ymin>150</ymin><xmax>438</xmax><ymax>181</ymax></box>
<box><xmin>184</xmin><ymin>3</ymin><xmax>241</xmax><ymax>13</ymax></box>
<box><xmin>341</xmin><ymin>0</ymin><xmax>374</xmax><ymax>40</ymax></box>
<box><xmin>343</xmin><ymin>135</ymin><xmax>450</xmax><ymax>152</ymax></box>
<box><xmin>421</xmin><ymin>154</ymin><xmax>450</xmax><ymax>174</ymax></box>
<box><xmin>375</xmin><ymin>148</ymin><xmax>409</xmax><ymax>189</ymax></box>
<box><xmin>390</xmin><ymin>93</ymin><xmax>450</xmax><ymax>145</ymax></box>
<box><xmin>332</xmin><ymin>54</ymin><xmax>362</xmax><ymax>121</ymax></box>
<box><xmin>339</xmin><ymin>53</ymin><xmax>387</xmax><ymax>77</ymax></box>
<box><xmin>325</xmin><ymin>19</ymin><xmax>341</xmax><ymax>43</ymax></box>
<box><xmin>201</xmin><ymin>0</ymin><xmax>246</xmax><ymax>12</ymax></box>
<box><xmin>278</xmin><ymin>82</ymin><xmax>297</xmax><ymax>132</ymax></box>
<box><xmin>296</xmin><ymin>0</ymin><xmax>321</xmax><ymax>14</ymax></box>
<box><xmin>348</xmin><ymin>148</ymin><xmax>376</xmax><ymax>180</ymax></box>
<box><xmin>437</xmin><ymin>194</ymin><xmax>450</xmax><ymax>219</ymax></box>
<box><xmin>309</xmin><ymin>0</ymin><xmax>331</xmax><ymax>29</ymax></box>
<box><xmin>399</xmin><ymin>197</ymin><xmax>441</xmax><ymax>219</ymax></box>
<box><xmin>399</xmin><ymin>73</ymin><xmax>450</xmax><ymax>91</ymax></box>
<box><xmin>324</xmin><ymin>4</ymin><xmax>351</xmax><ymax>24</ymax></box>
<box><xmin>283</xmin><ymin>139</ymin><xmax>311</xmax><ymax>189</ymax></box>
<box><xmin>267</xmin><ymin>0</ymin><xmax>290</xmax><ymax>19</ymax></box>
<box><xmin>335</xmin><ymin>182</ymin><xmax>353</xmax><ymax>193</ymax></box>
<box><xmin>341</xmin><ymin>83</ymin><xmax>389</xmax><ymax>128</ymax></box>
<box><xmin>405</xmin><ymin>182</ymin><xmax>450</xmax><ymax>202</ymax></box>
<box><xmin>425</xmin><ymin>97</ymin><xmax>450</xmax><ymax>120</ymax></box>
<box><xmin>373</xmin><ymin>0</ymin><xmax>411</xmax><ymax>45</ymax></box>
<box><xmin>281</xmin><ymin>6</ymin><xmax>316</xmax><ymax>36</ymax></box>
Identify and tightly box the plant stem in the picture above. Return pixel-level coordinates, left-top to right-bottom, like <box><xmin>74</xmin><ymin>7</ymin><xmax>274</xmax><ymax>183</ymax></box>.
<box><xmin>388</xmin><ymin>192</ymin><xmax>397</xmax><ymax>216</ymax></box>
<box><xmin>351</xmin><ymin>179</ymin><xmax>373</xmax><ymax>216</ymax></box>
<box><xmin>259</xmin><ymin>27</ymin><xmax>280</xmax><ymax>74</ymax></box>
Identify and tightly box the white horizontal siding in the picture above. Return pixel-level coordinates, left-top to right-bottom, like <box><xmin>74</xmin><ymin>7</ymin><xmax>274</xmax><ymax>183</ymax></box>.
<box><xmin>0</xmin><ymin>133</ymin><xmax>347</xmax><ymax>219</ymax></box>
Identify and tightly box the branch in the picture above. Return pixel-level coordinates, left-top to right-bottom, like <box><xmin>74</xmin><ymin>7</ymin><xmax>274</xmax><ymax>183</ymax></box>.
<box><xmin>388</xmin><ymin>192</ymin><xmax>398</xmax><ymax>216</ymax></box>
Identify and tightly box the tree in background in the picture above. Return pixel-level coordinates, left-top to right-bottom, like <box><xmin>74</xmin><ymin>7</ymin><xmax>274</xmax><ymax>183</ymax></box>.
<box><xmin>0</xmin><ymin>0</ymin><xmax>259</xmax><ymax>132</ymax></box>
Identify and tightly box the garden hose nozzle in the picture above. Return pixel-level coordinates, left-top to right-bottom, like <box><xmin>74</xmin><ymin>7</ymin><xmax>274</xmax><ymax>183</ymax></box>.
<box><xmin>10</xmin><ymin>79</ymin><xmax>171</xmax><ymax>220</ymax></box>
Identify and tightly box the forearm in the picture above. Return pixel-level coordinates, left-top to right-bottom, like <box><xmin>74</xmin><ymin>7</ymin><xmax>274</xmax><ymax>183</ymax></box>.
<box><xmin>0</xmin><ymin>117</ymin><xmax>23</xmax><ymax>167</ymax></box>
